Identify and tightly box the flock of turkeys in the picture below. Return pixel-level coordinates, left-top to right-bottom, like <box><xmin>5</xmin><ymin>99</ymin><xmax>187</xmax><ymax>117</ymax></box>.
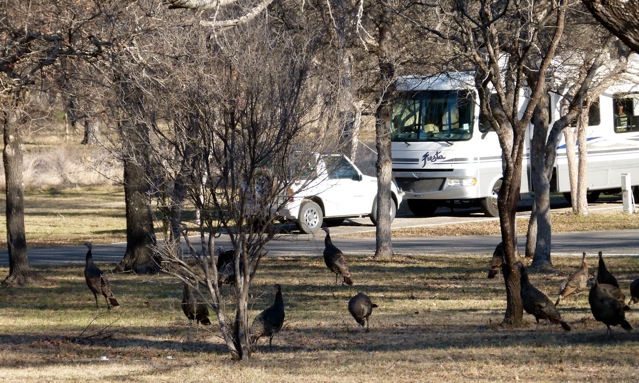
<box><xmin>83</xmin><ymin>233</ymin><xmax>638</xmax><ymax>352</ymax></box>
<box><xmin>491</xmin><ymin>243</ymin><xmax>637</xmax><ymax>338</ymax></box>
<box><xmin>82</xmin><ymin>226</ymin><xmax>374</xmax><ymax>351</ymax></box>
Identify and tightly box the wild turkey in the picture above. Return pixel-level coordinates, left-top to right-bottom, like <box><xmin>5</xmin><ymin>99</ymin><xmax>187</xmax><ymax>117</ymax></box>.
<box><xmin>181</xmin><ymin>281</ymin><xmax>211</xmax><ymax>326</ymax></box>
<box><xmin>487</xmin><ymin>242</ymin><xmax>504</xmax><ymax>279</ymax></box>
<box><xmin>628</xmin><ymin>277</ymin><xmax>639</xmax><ymax>307</ymax></box>
<box><xmin>84</xmin><ymin>242</ymin><xmax>120</xmax><ymax>309</ymax></box>
<box><xmin>555</xmin><ymin>252</ymin><xmax>589</xmax><ymax>306</ymax></box>
<box><xmin>216</xmin><ymin>246</ymin><xmax>234</xmax><ymax>270</ymax></box>
<box><xmin>348</xmin><ymin>292</ymin><xmax>378</xmax><ymax>332</ymax></box>
<box><xmin>589</xmin><ymin>273</ymin><xmax>632</xmax><ymax>338</ymax></box>
<box><xmin>517</xmin><ymin>262</ymin><xmax>571</xmax><ymax>331</ymax></box>
<box><xmin>216</xmin><ymin>246</ymin><xmax>242</xmax><ymax>285</ymax></box>
<box><xmin>249</xmin><ymin>284</ymin><xmax>285</xmax><ymax>351</ymax></box>
<box><xmin>595</xmin><ymin>251</ymin><xmax>630</xmax><ymax>309</ymax></box>
<box><xmin>597</xmin><ymin>251</ymin><xmax>619</xmax><ymax>287</ymax></box>
<box><xmin>321</xmin><ymin>227</ymin><xmax>353</xmax><ymax>286</ymax></box>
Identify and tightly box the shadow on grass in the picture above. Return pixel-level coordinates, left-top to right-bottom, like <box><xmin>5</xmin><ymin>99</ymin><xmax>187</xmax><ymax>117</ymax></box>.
<box><xmin>2</xmin><ymin>319</ymin><xmax>637</xmax><ymax>369</ymax></box>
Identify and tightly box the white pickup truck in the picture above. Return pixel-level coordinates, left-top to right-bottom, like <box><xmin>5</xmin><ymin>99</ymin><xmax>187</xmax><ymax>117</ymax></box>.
<box><xmin>276</xmin><ymin>153</ymin><xmax>403</xmax><ymax>234</ymax></box>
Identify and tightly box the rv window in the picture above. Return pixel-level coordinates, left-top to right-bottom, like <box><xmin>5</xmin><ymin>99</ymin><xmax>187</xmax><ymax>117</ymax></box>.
<box><xmin>613</xmin><ymin>93</ymin><xmax>639</xmax><ymax>133</ymax></box>
<box><xmin>391</xmin><ymin>90</ymin><xmax>474</xmax><ymax>142</ymax></box>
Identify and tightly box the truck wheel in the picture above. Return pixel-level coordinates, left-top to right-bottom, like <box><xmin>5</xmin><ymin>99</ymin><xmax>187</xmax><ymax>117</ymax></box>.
<box><xmin>407</xmin><ymin>199</ymin><xmax>437</xmax><ymax>217</ymax></box>
<box><xmin>370</xmin><ymin>198</ymin><xmax>397</xmax><ymax>226</ymax></box>
<box><xmin>298</xmin><ymin>200</ymin><xmax>323</xmax><ymax>234</ymax></box>
<box><xmin>480</xmin><ymin>179</ymin><xmax>501</xmax><ymax>217</ymax></box>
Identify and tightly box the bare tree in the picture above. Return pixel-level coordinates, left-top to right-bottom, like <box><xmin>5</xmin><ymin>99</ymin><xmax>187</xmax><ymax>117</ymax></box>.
<box><xmin>523</xmin><ymin>11</ymin><xmax>633</xmax><ymax>265</ymax></box>
<box><xmin>319</xmin><ymin>1</ymin><xmax>433</xmax><ymax>256</ymax></box>
<box><xmin>132</xmin><ymin>2</ymin><xmax>333</xmax><ymax>359</ymax></box>
<box><xmin>164</xmin><ymin>0</ymin><xmax>417</xmax><ymax>258</ymax></box>
<box><xmin>561</xmin><ymin>48</ymin><xmax>631</xmax><ymax>216</ymax></box>
<box><xmin>0</xmin><ymin>0</ymin><xmax>117</xmax><ymax>286</ymax></box>
<box><xmin>415</xmin><ymin>1</ymin><xmax>568</xmax><ymax>325</ymax></box>
<box><xmin>369</xmin><ymin>3</ymin><xmax>397</xmax><ymax>257</ymax></box>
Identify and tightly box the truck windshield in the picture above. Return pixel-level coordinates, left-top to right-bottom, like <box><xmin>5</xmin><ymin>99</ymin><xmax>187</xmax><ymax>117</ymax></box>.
<box><xmin>391</xmin><ymin>90</ymin><xmax>475</xmax><ymax>142</ymax></box>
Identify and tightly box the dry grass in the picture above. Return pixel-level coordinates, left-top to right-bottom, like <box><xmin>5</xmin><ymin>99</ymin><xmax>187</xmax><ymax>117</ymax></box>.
<box><xmin>0</xmin><ymin>186</ymin><xmax>128</xmax><ymax>247</ymax></box>
<box><xmin>389</xmin><ymin>209</ymin><xmax>639</xmax><ymax>238</ymax></box>
<box><xmin>1</xmin><ymin>254</ymin><xmax>639</xmax><ymax>382</ymax></box>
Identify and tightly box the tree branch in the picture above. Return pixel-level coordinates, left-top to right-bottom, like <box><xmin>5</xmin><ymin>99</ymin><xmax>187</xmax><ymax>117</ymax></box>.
<box><xmin>198</xmin><ymin>0</ymin><xmax>276</xmax><ymax>29</ymax></box>
<box><xmin>167</xmin><ymin>0</ymin><xmax>239</xmax><ymax>9</ymax></box>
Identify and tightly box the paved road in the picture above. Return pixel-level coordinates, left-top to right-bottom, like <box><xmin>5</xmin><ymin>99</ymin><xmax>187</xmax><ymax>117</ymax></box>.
<box><xmin>1</xmin><ymin>194</ymin><xmax>636</xmax><ymax>267</ymax></box>
<box><xmin>2</xmin><ymin>219</ymin><xmax>637</xmax><ymax>268</ymax></box>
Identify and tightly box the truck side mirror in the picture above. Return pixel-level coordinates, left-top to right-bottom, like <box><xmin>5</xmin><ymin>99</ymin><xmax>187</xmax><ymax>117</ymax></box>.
<box><xmin>352</xmin><ymin>174</ymin><xmax>363</xmax><ymax>181</ymax></box>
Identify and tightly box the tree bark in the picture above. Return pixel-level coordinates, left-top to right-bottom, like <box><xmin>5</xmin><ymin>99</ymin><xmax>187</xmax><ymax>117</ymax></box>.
<box><xmin>81</xmin><ymin>116</ymin><xmax>99</xmax><ymax>145</ymax></box>
<box><xmin>498</xmin><ymin>134</ymin><xmax>525</xmax><ymax>326</ymax></box>
<box><xmin>374</xmin><ymin>4</ymin><xmax>394</xmax><ymax>257</ymax></box>
<box><xmin>375</xmin><ymin>104</ymin><xmax>394</xmax><ymax>258</ymax></box>
<box><xmin>115</xmin><ymin>122</ymin><xmax>159</xmax><ymax>274</ymax></box>
<box><xmin>528</xmin><ymin>97</ymin><xmax>553</xmax><ymax>270</ymax></box>
<box><xmin>501</xmin><ymin>254</ymin><xmax>523</xmax><ymax>326</ymax></box>
<box><xmin>563</xmin><ymin>127</ymin><xmax>579</xmax><ymax>211</ymax></box>
<box><xmin>583</xmin><ymin>0</ymin><xmax>639</xmax><ymax>54</ymax></box>
<box><xmin>576</xmin><ymin>112</ymin><xmax>590</xmax><ymax>214</ymax></box>
<box><xmin>2</xmin><ymin>108</ymin><xmax>48</xmax><ymax>286</ymax></box>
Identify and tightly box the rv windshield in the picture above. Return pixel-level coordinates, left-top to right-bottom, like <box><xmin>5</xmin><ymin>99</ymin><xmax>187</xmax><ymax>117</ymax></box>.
<box><xmin>391</xmin><ymin>90</ymin><xmax>475</xmax><ymax>142</ymax></box>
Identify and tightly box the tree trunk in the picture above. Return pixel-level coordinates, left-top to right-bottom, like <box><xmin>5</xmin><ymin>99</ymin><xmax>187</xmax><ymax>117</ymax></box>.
<box><xmin>501</xmin><ymin>254</ymin><xmax>523</xmax><ymax>326</ymax></box>
<box><xmin>563</xmin><ymin>127</ymin><xmax>579</xmax><ymax>211</ymax></box>
<box><xmin>498</xmin><ymin>123</ymin><xmax>525</xmax><ymax>326</ymax></box>
<box><xmin>65</xmin><ymin>96</ymin><xmax>78</xmax><ymax>143</ymax></box>
<box><xmin>576</xmin><ymin>112</ymin><xmax>590</xmax><ymax>215</ymax></box>
<box><xmin>81</xmin><ymin>116</ymin><xmax>99</xmax><ymax>145</ymax></box>
<box><xmin>329</xmin><ymin>0</ymin><xmax>359</xmax><ymax>161</ymax></box>
<box><xmin>499</xmin><ymin>172</ymin><xmax>524</xmax><ymax>326</ymax></box>
<box><xmin>529</xmin><ymin>98</ymin><xmax>553</xmax><ymax>270</ymax></box>
<box><xmin>338</xmin><ymin>54</ymin><xmax>356</xmax><ymax>158</ymax></box>
<box><xmin>374</xmin><ymin>105</ymin><xmax>394</xmax><ymax>257</ymax></box>
<box><xmin>350</xmin><ymin>101</ymin><xmax>363</xmax><ymax>161</ymax></box>
<box><xmin>373</xmin><ymin>5</ymin><xmax>394</xmax><ymax>258</ymax></box>
<box><xmin>525</xmin><ymin>202</ymin><xmax>537</xmax><ymax>259</ymax></box>
<box><xmin>2</xmin><ymin>108</ymin><xmax>48</xmax><ymax>286</ymax></box>
<box><xmin>115</xmin><ymin>122</ymin><xmax>159</xmax><ymax>274</ymax></box>
<box><xmin>168</xmin><ymin>119</ymin><xmax>201</xmax><ymax>250</ymax></box>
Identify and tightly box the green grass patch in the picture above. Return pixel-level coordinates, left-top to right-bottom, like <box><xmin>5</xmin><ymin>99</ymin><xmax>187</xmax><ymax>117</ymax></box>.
<box><xmin>1</xmin><ymin>254</ymin><xmax>639</xmax><ymax>382</ymax></box>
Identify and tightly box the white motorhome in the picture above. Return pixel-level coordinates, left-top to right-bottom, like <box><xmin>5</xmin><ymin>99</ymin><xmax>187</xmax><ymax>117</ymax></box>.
<box><xmin>391</xmin><ymin>73</ymin><xmax>639</xmax><ymax>217</ymax></box>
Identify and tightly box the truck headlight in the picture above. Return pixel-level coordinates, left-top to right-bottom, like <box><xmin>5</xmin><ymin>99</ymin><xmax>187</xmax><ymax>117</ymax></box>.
<box><xmin>446</xmin><ymin>178</ymin><xmax>477</xmax><ymax>187</ymax></box>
